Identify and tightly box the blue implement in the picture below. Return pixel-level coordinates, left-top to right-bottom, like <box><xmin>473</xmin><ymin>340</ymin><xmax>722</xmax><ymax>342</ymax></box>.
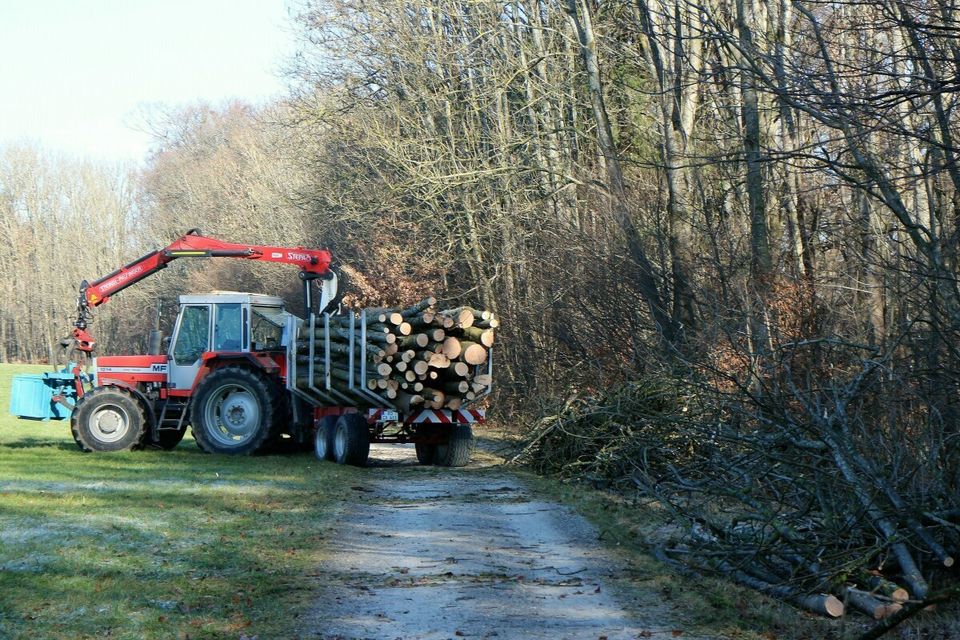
<box><xmin>9</xmin><ymin>369</ymin><xmax>80</xmax><ymax>420</ymax></box>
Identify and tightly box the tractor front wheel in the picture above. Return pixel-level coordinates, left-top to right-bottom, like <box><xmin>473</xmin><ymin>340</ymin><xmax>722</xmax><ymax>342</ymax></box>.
<box><xmin>191</xmin><ymin>367</ymin><xmax>279</xmax><ymax>455</ymax></box>
<box><xmin>71</xmin><ymin>387</ymin><xmax>148</xmax><ymax>452</ymax></box>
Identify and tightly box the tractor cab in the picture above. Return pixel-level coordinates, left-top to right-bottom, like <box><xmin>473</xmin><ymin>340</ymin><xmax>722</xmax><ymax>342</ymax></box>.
<box><xmin>167</xmin><ymin>292</ymin><xmax>289</xmax><ymax>391</ymax></box>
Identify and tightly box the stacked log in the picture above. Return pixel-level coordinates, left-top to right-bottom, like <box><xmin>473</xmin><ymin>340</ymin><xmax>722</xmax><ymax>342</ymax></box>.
<box><xmin>294</xmin><ymin>296</ymin><xmax>495</xmax><ymax>411</ymax></box>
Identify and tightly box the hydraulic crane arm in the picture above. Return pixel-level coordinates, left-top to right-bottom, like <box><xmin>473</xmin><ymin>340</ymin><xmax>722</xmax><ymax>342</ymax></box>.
<box><xmin>73</xmin><ymin>229</ymin><xmax>336</xmax><ymax>353</ymax></box>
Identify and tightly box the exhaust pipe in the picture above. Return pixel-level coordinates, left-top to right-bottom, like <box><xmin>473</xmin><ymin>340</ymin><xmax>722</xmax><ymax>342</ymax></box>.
<box><xmin>148</xmin><ymin>330</ymin><xmax>163</xmax><ymax>355</ymax></box>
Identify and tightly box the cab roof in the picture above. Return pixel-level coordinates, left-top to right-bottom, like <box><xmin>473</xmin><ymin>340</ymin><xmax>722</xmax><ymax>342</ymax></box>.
<box><xmin>178</xmin><ymin>292</ymin><xmax>285</xmax><ymax>306</ymax></box>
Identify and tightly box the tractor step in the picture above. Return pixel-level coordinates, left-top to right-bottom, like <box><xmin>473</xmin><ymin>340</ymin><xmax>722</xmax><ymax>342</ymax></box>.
<box><xmin>156</xmin><ymin>399</ymin><xmax>190</xmax><ymax>430</ymax></box>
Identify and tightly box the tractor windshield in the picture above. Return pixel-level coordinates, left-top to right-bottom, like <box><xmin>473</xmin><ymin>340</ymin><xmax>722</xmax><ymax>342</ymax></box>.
<box><xmin>251</xmin><ymin>306</ymin><xmax>284</xmax><ymax>351</ymax></box>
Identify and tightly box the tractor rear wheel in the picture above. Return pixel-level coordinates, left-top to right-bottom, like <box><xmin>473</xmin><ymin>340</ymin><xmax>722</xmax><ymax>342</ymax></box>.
<box><xmin>314</xmin><ymin>415</ymin><xmax>338</xmax><ymax>461</ymax></box>
<box><xmin>148</xmin><ymin>427</ymin><xmax>187</xmax><ymax>450</ymax></box>
<box><xmin>191</xmin><ymin>367</ymin><xmax>279</xmax><ymax>455</ymax></box>
<box><xmin>71</xmin><ymin>387</ymin><xmax>148</xmax><ymax>452</ymax></box>
<box><xmin>434</xmin><ymin>424</ymin><xmax>474</xmax><ymax>467</ymax></box>
<box><xmin>333</xmin><ymin>413</ymin><xmax>369</xmax><ymax>466</ymax></box>
<box><xmin>415</xmin><ymin>443</ymin><xmax>437</xmax><ymax>465</ymax></box>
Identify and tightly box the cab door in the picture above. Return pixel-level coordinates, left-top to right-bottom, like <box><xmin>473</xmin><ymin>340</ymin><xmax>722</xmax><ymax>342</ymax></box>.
<box><xmin>167</xmin><ymin>304</ymin><xmax>211</xmax><ymax>391</ymax></box>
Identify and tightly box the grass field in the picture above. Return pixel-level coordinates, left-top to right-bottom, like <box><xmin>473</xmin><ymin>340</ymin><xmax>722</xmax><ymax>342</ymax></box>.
<box><xmin>0</xmin><ymin>363</ymin><xmax>358</xmax><ymax>639</ymax></box>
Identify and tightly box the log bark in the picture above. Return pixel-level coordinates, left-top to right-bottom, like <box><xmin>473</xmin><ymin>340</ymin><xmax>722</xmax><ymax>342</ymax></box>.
<box><xmin>395</xmin><ymin>392</ymin><xmax>424</xmax><ymax>413</ymax></box>
<box><xmin>461</xmin><ymin>326</ymin><xmax>494</xmax><ymax>347</ymax></box>
<box><xmin>716</xmin><ymin>561</ymin><xmax>844</xmax><ymax>617</ymax></box>
<box><xmin>441</xmin><ymin>307</ymin><xmax>475</xmax><ymax>328</ymax></box>
<box><xmin>444</xmin><ymin>380</ymin><xmax>470</xmax><ymax>394</ymax></box>
<box><xmin>421</xmin><ymin>387</ymin><xmax>445</xmax><ymax>409</ymax></box>
<box><xmin>297</xmin><ymin>340</ymin><xmax>383</xmax><ymax>359</ymax></box>
<box><xmin>398</xmin><ymin>333</ymin><xmax>429</xmax><ymax>349</ymax></box>
<box><xmin>474</xmin><ymin>317</ymin><xmax>499</xmax><ymax>329</ymax></box>
<box><xmin>842</xmin><ymin>587</ymin><xmax>903</xmax><ymax>620</ymax></box>
<box><xmin>400</xmin><ymin>297</ymin><xmax>436</xmax><ymax>318</ymax></box>
<box><xmin>865</xmin><ymin>576</ymin><xmax>909</xmax><ymax>603</ymax></box>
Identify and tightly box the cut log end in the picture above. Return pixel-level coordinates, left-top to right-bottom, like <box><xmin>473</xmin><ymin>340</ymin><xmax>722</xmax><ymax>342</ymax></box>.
<box><xmin>461</xmin><ymin>342</ymin><xmax>488</xmax><ymax>365</ymax></box>
<box><xmin>442</xmin><ymin>336</ymin><xmax>462</xmax><ymax>360</ymax></box>
<box><xmin>821</xmin><ymin>595</ymin><xmax>845</xmax><ymax>618</ymax></box>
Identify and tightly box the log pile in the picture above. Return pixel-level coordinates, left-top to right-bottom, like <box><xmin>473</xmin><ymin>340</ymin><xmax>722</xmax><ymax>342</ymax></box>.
<box><xmin>294</xmin><ymin>296</ymin><xmax>495</xmax><ymax>411</ymax></box>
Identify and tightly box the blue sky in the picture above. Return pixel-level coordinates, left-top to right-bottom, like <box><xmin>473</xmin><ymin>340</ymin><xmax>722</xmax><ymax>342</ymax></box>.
<box><xmin>0</xmin><ymin>0</ymin><xmax>294</xmax><ymax>162</ymax></box>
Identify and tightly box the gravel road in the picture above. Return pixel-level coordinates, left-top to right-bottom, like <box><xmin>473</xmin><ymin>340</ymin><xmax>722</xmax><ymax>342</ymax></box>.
<box><xmin>300</xmin><ymin>441</ymin><xmax>706</xmax><ymax>640</ymax></box>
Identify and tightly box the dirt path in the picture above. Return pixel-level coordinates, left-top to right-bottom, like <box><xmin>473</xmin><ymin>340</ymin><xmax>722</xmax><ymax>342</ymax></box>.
<box><xmin>301</xmin><ymin>442</ymin><xmax>707</xmax><ymax>640</ymax></box>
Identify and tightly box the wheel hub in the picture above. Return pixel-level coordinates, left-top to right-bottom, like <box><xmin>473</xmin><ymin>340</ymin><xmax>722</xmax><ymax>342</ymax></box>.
<box><xmin>204</xmin><ymin>384</ymin><xmax>262</xmax><ymax>446</ymax></box>
<box><xmin>334</xmin><ymin>425</ymin><xmax>347</xmax><ymax>460</ymax></box>
<box><xmin>89</xmin><ymin>406</ymin><xmax>129</xmax><ymax>443</ymax></box>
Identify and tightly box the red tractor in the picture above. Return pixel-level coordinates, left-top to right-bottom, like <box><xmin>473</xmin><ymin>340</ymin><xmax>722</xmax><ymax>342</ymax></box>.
<box><xmin>17</xmin><ymin>230</ymin><xmax>483</xmax><ymax>466</ymax></box>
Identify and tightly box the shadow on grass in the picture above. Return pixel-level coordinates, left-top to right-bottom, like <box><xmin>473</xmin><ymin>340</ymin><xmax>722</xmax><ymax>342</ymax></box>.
<box><xmin>1</xmin><ymin>438</ymin><xmax>77</xmax><ymax>450</ymax></box>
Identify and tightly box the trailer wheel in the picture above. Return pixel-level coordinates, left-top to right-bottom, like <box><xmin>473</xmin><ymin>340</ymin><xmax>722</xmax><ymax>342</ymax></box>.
<box><xmin>434</xmin><ymin>424</ymin><xmax>474</xmax><ymax>467</ymax></box>
<box><xmin>191</xmin><ymin>367</ymin><xmax>278</xmax><ymax>455</ymax></box>
<box><xmin>333</xmin><ymin>413</ymin><xmax>369</xmax><ymax>466</ymax></box>
<box><xmin>314</xmin><ymin>415</ymin><xmax>338</xmax><ymax>461</ymax></box>
<box><xmin>70</xmin><ymin>387</ymin><xmax>148</xmax><ymax>452</ymax></box>
<box><xmin>415</xmin><ymin>443</ymin><xmax>437</xmax><ymax>465</ymax></box>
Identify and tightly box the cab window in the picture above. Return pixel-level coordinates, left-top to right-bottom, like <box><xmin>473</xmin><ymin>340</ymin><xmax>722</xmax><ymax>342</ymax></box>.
<box><xmin>251</xmin><ymin>306</ymin><xmax>284</xmax><ymax>351</ymax></box>
<box><xmin>214</xmin><ymin>303</ymin><xmax>243</xmax><ymax>351</ymax></box>
<box><xmin>173</xmin><ymin>305</ymin><xmax>210</xmax><ymax>365</ymax></box>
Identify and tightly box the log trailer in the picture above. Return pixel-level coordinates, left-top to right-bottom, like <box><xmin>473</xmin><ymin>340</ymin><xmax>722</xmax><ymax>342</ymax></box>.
<box><xmin>9</xmin><ymin>230</ymin><xmax>484</xmax><ymax>466</ymax></box>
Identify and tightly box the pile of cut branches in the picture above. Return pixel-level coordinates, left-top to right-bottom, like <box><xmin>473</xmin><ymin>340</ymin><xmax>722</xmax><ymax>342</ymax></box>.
<box><xmin>513</xmin><ymin>377</ymin><xmax>694</xmax><ymax>482</ymax></box>
<box><xmin>519</xmin><ymin>342</ymin><xmax>960</xmax><ymax>629</ymax></box>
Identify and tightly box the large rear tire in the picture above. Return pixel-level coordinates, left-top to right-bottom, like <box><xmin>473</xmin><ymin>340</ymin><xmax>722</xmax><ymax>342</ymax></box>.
<box><xmin>148</xmin><ymin>427</ymin><xmax>187</xmax><ymax>450</ymax></box>
<box><xmin>191</xmin><ymin>367</ymin><xmax>279</xmax><ymax>455</ymax></box>
<box><xmin>314</xmin><ymin>415</ymin><xmax>338</xmax><ymax>461</ymax></box>
<box><xmin>333</xmin><ymin>413</ymin><xmax>369</xmax><ymax>466</ymax></box>
<box><xmin>70</xmin><ymin>387</ymin><xmax>148</xmax><ymax>452</ymax></box>
<box><xmin>415</xmin><ymin>443</ymin><xmax>437</xmax><ymax>465</ymax></box>
<box><xmin>434</xmin><ymin>424</ymin><xmax>474</xmax><ymax>467</ymax></box>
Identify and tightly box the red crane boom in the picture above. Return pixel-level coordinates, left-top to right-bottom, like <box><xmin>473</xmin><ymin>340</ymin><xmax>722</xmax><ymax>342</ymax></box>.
<box><xmin>73</xmin><ymin>229</ymin><xmax>335</xmax><ymax>352</ymax></box>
